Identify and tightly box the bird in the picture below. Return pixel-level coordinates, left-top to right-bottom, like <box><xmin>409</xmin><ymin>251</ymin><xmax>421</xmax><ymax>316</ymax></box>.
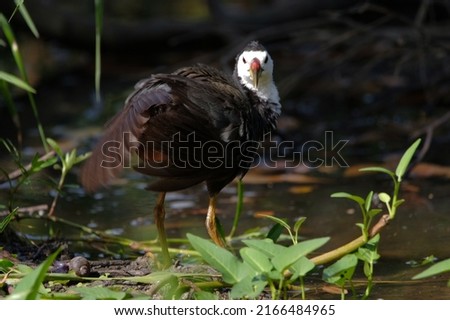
<box><xmin>80</xmin><ymin>41</ymin><xmax>281</xmax><ymax>264</ymax></box>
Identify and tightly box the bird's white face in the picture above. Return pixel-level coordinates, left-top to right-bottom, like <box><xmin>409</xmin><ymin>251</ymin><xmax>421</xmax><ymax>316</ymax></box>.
<box><xmin>236</xmin><ymin>50</ymin><xmax>274</xmax><ymax>93</ymax></box>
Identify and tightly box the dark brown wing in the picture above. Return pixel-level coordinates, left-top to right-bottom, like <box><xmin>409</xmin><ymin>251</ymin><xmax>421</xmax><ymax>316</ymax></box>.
<box><xmin>80</xmin><ymin>65</ymin><xmax>249</xmax><ymax>193</ymax></box>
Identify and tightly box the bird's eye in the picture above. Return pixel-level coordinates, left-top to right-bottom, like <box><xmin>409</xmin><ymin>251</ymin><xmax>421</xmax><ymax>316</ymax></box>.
<box><xmin>242</xmin><ymin>57</ymin><xmax>247</xmax><ymax>63</ymax></box>
<box><xmin>264</xmin><ymin>56</ymin><xmax>268</xmax><ymax>63</ymax></box>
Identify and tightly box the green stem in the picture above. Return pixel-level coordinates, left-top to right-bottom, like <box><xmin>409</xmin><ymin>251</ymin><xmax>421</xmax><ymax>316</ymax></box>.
<box><xmin>228</xmin><ymin>179</ymin><xmax>243</xmax><ymax>239</ymax></box>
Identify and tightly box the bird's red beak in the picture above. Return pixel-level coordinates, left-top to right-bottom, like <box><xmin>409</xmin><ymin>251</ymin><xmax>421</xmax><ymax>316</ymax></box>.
<box><xmin>250</xmin><ymin>58</ymin><xmax>262</xmax><ymax>88</ymax></box>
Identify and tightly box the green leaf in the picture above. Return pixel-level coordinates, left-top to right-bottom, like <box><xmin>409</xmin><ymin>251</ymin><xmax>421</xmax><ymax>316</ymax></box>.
<box><xmin>413</xmin><ymin>258</ymin><xmax>450</xmax><ymax>280</ymax></box>
<box><xmin>266</xmin><ymin>222</ymin><xmax>285</xmax><ymax>242</ymax></box>
<box><xmin>46</xmin><ymin>138</ymin><xmax>64</xmax><ymax>159</ymax></box>
<box><xmin>119</xmin><ymin>271</ymin><xmax>179</xmax><ymax>284</ymax></box>
<box><xmin>0</xmin><ymin>71</ymin><xmax>36</xmax><ymax>93</ymax></box>
<box><xmin>322</xmin><ymin>254</ymin><xmax>358</xmax><ymax>287</ymax></box>
<box><xmin>242</xmin><ymin>238</ymin><xmax>286</xmax><ymax>259</ymax></box>
<box><xmin>15</xmin><ymin>0</ymin><xmax>39</xmax><ymax>38</ymax></box>
<box><xmin>73</xmin><ymin>287</ymin><xmax>127</xmax><ymax>300</ymax></box>
<box><xmin>240</xmin><ymin>247</ymin><xmax>272</xmax><ymax>273</ymax></box>
<box><xmin>260</xmin><ymin>214</ymin><xmax>291</xmax><ymax>231</ymax></box>
<box><xmin>194</xmin><ymin>291</ymin><xmax>218</xmax><ymax>300</ymax></box>
<box><xmin>271</xmin><ymin>237</ymin><xmax>329</xmax><ymax>272</ymax></box>
<box><xmin>356</xmin><ymin>234</ymin><xmax>381</xmax><ymax>264</ymax></box>
<box><xmin>290</xmin><ymin>256</ymin><xmax>315</xmax><ymax>279</ymax></box>
<box><xmin>359</xmin><ymin>167</ymin><xmax>395</xmax><ymax>178</ymax></box>
<box><xmin>367</xmin><ymin>208</ymin><xmax>382</xmax><ymax>218</ymax></box>
<box><xmin>187</xmin><ymin>234</ymin><xmax>250</xmax><ymax>284</ymax></box>
<box><xmin>364</xmin><ymin>191</ymin><xmax>373</xmax><ymax>213</ymax></box>
<box><xmin>378</xmin><ymin>192</ymin><xmax>391</xmax><ymax>204</ymax></box>
<box><xmin>30</xmin><ymin>153</ymin><xmax>58</xmax><ymax>174</ymax></box>
<box><xmin>293</xmin><ymin>217</ymin><xmax>307</xmax><ymax>235</ymax></box>
<box><xmin>0</xmin><ymin>258</ymin><xmax>14</xmax><ymax>272</ymax></box>
<box><xmin>0</xmin><ymin>207</ymin><xmax>18</xmax><ymax>233</ymax></box>
<box><xmin>230</xmin><ymin>275</ymin><xmax>267</xmax><ymax>299</ymax></box>
<box><xmin>393</xmin><ymin>199</ymin><xmax>405</xmax><ymax>208</ymax></box>
<box><xmin>395</xmin><ymin>139</ymin><xmax>421</xmax><ymax>182</ymax></box>
<box><xmin>331</xmin><ymin>192</ymin><xmax>365</xmax><ymax>206</ymax></box>
<box><xmin>8</xmin><ymin>247</ymin><xmax>62</xmax><ymax>300</ymax></box>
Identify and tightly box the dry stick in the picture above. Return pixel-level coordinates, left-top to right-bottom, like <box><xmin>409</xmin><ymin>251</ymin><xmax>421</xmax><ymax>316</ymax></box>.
<box><xmin>311</xmin><ymin>214</ymin><xmax>390</xmax><ymax>266</ymax></box>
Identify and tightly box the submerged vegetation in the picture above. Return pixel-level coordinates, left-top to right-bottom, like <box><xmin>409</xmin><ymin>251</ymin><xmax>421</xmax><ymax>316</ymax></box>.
<box><xmin>1</xmin><ymin>1</ymin><xmax>450</xmax><ymax>299</ymax></box>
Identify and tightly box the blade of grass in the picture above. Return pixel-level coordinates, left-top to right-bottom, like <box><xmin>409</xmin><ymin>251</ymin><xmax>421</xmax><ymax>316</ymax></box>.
<box><xmin>7</xmin><ymin>247</ymin><xmax>62</xmax><ymax>300</ymax></box>
<box><xmin>0</xmin><ymin>71</ymin><xmax>36</xmax><ymax>93</ymax></box>
<box><xmin>14</xmin><ymin>0</ymin><xmax>39</xmax><ymax>38</ymax></box>
<box><xmin>94</xmin><ymin>0</ymin><xmax>104</xmax><ymax>103</ymax></box>
<box><xmin>0</xmin><ymin>80</ymin><xmax>23</xmax><ymax>145</ymax></box>
<box><xmin>0</xmin><ymin>14</ymin><xmax>47</xmax><ymax>150</ymax></box>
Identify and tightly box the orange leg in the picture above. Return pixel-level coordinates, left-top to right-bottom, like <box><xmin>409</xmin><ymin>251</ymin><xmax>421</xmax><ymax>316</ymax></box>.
<box><xmin>205</xmin><ymin>195</ymin><xmax>225</xmax><ymax>247</ymax></box>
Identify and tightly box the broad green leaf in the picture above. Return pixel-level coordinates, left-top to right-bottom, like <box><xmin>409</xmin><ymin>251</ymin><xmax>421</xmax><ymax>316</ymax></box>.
<box><xmin>322</xmin><ymin>254</ymin><xmax>358</xmax><ymax>287</ymax></box>
<box><xmin>8</xmin><ymin>247</ymin><xmax>62</xmax><ymax>300</ymax></box>
<box><xmin>187</xmin><ymin>234</ymin><xmax>249</xmax><ymax>284</ymax></box>
<box><xmin>240</xmin><ymin>247</ymin><xmax>272</xmax><ymax>273</ymax></box>
<box><xmin>271</xmin><ymin>237</ymin><xmax>329</xmax><ymax>272</ymax></box>
<box><xmin>290</xmin><ymin>256</ymin><xmax>315</xmax><ymax>279</ymax></box>
<box><xmin>0</xmin><ymin>71</ymin><xmax>35</xmax><ymax>93</ymax></box>
<box><xmin>230</xmin><ymin>275</ymin><xmax>267</xmax><ymax>299</ymax></box>
<box><xmin>395</xmin><ymin>139</ymin><xmax>421</xmax><ymax>182</ymax></box>
<box><xmin>74</xmin><ymin>286</ymin><xmax>127</xmax><ymax>300</ymax></box>
<box><xmin>413</xmin><ymin>258</ymin><xmax>450</xmax><ymax>280</ymax></box>
<box><xmin>242</xmin><ymin>238</ymin><xmax>286</xmax><ymax>259</ymax></box>
<box><xmin>331</xmin><ymin>192</ymin><xmax>365</xmax><ymax>206</ymax></box>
